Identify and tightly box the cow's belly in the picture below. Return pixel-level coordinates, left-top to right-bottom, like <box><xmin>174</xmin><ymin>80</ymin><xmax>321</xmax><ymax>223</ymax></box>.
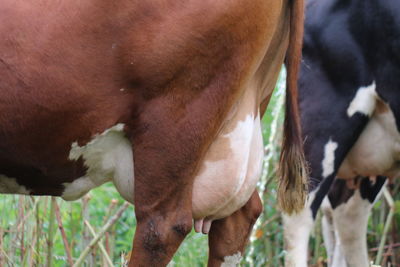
<box><xmin>338</xmin><ymin>104</ymin><xmax>400</xmax><ymax>179</ymax></box>
<box><xmin>0</xmin><ymin>106</ymin><xmax>263</xmax><ymax>222</ymax></box>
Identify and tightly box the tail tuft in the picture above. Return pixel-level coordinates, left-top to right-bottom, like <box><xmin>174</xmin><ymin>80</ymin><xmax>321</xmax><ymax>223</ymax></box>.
<box><xmin>277</xmin><ymin>0</ymin><xmax>308</xmax><ymax>214</ymax></box>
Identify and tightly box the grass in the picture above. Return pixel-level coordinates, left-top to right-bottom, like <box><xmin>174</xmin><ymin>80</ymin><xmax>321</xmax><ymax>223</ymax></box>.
<box><xmin>0</xmin><ymin>71</ymin><xmax>399</xmax><ymax>266</ymax></box>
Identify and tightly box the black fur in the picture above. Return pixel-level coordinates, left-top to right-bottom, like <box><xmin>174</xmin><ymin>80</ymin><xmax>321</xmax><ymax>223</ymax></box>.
<box><xmin>300</xmin><ymin>0</ymin><xmax>400</xmax><ymax>218</ymax></box>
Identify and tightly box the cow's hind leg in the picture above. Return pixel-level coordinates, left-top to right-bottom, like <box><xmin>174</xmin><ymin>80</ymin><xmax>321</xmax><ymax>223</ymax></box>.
<box><xmin>207</xmin><ymin>190</ymin><xmax>262</xmax><ymax>267</ymax></box>
<box><xmin>321</xmin><ymin>189</ymin><xmax>347</xmax><ymax>267</ymax></box>
<box><xmin>328</xmin><ymin>176</ymin><xmax>386</xmax><ymax>267</ymax></box>
<box><xmin>321</xmin><ymin>197</ymin><xmax>339</xmax><ymax>267</ymax></box>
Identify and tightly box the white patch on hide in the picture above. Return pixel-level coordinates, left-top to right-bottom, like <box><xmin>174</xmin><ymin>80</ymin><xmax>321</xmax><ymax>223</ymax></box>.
<box><xmin>322</xmin><ymin>139</ymin><xmax>338</xmax><ymax>178</ymax></box>
<box><xmin>0</xmin><ymin>175</ymin><xmax>30</xmax><ymax>194</ymax></box>
<box><xmin>63</xmin><ymin>124</ymin><xmax>134</xmax><ymax>202</ymax></box>
<box><xmin>347</xmin><ymin>82</ymin><xmax>377</xmax><ymax>117</ymax></box>
<box><xmin>221</xmin><ymin>252</ymin><xmax>242</xmax><ymax>267</ymax></box>
<box><xmin>61</xmin><ymin>177</ymin><xmax>96</xmax><ymax>201</ymax></box>
<box><xmin>192</xmin><ymin>112</ymin><xmax>263</xmax><ymax>220</ymax></box>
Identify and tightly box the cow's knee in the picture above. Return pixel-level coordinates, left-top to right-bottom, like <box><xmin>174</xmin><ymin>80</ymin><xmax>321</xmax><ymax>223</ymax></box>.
<box><xmin>130</xmin><ymin>211</ymin><xmax>192</xmax><ymax>266</ymax></box>
<box><xmin>141</xmin><ymin>212</ymin><xmax>192</xmax><ymax>243</ymax></box>
<box><xmin>144</xmin><ymin>219</ymin><xmax>191</xmax><ymax>251</ymax></box>
<box><xmin>171</xmin><ymin>218</ymin><xmax>193</xmax><ymax>238</ymax></box>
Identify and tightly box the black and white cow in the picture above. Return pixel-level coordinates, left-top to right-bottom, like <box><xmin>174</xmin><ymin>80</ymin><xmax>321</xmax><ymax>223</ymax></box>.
<box><xmin>283</xmin><ymin>0</ymin><xmax>400</xmax><ymax>266</ymax></box>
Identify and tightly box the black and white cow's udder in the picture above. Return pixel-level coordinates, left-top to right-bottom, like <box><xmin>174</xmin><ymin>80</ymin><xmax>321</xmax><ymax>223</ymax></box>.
<box><xmin>333</xmin><ymin>82</ymin><xmax>400</xmax><ymax>180</ymax></box>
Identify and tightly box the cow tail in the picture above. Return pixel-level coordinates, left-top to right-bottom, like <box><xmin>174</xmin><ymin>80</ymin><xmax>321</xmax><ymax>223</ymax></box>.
<box><xmin>278</xmin><ymin>0</ymin><xmax>308</xmax><ymax>214</ymax></box>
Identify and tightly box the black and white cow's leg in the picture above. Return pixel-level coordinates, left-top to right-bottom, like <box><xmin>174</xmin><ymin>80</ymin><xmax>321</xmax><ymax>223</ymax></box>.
<box><xmin>207</xmin><ymin>190</ymin><xmax>262</xmax><ymax>267</ymax></box>
<box><xmin>327</xmin><ymin>176</ymin><xmax>386</xmax><ymax>267</ymax></box>
<box><xmin>321</xmin><ymin>179</ymin><xmax>353</xmax><ymax>267</ymax></box>
<box><xmin>330</xmin><ymin>190</ymin><xmax>369</xmax><ymax>267</ymax></box>
<box><xmin>320</xmin><ymin>176</ymin><xmax>386</xmax><ymax>267</ymax></box>
<box><xmin>320</xmin><ymin>196</ymin><xmax>343</xmax><ymax>267</ymax></box>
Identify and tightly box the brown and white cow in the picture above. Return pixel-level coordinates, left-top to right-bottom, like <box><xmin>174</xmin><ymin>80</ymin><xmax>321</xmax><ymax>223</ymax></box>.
<box><xmin>0</xmin><ymin>0</ymin><xmax>306</xmax><ymax>266</ymax></box>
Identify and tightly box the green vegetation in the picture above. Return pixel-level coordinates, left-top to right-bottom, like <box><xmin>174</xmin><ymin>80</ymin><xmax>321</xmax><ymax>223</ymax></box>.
<box><xmin>0</xmin><ymin>72</ymin><xmax>399</xmax><ymax>266</ymax></box>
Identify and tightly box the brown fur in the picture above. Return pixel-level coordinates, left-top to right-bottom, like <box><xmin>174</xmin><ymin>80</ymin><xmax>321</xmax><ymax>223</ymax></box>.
<box><xmin>278</xmin><ymin>0</ymin><xmax>308</xmax><ymax>214</ymax></box>
<box><xmin>0</xmin><ymin>0</ymin><xmax>305</xmax><ymax>265</ymax></box>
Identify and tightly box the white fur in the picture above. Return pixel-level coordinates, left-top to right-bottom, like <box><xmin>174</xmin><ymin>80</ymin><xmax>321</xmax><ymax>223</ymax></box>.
<box><xmin>331</xmin><ymin>191</ymin><xmax>372</xmax><ymax>267</ymax></box>
<box><xmin>64</xmin><ymin>124</ymin><xmax>134</xmax><ymax>202</ymax></box>
<box><xmin>322</xmin><ymin>139</ymin><xmax>338</xmax><ymax>178</ymax></box>
<box><xmin>321</xmin><ymin>197</ymin><xmax>347</xmax><ymax>267</ymax></box>
<box><xmin>347</xmin><ymin>82</ymin><xmax>377</xmax><ymax>117</ymax></box>
<box><xmin>283</xmin><ymin>192</ymin><xmax>315</xmax><ymax>267</ymax></box>
<box><xmin>61</xmin><ymin>177</ymin><xmax>97</xmax><ymax>201</ymax></box>
<box><xmin>321</xmin><ymin>198</ymin><xmax>336</xmax><ymax>266</ymax></box>
<box><xmin>0</xmin><ymin>175</ymin><xmax>30</xmax><ymax>194</ymax></box>
<box><xmin>331</xmin><ymin>234</ymin><xmax>347</xmax><ymax>267</ymax></box>
<box><xmin>339</xmin><ymin>103</ymin><xmax>400</xmax><ymax>179</ymax></box>
<box><xmin>221</xmin><ymin>252</ymin><xmax>242</xmax><ymax>267</ymax></box>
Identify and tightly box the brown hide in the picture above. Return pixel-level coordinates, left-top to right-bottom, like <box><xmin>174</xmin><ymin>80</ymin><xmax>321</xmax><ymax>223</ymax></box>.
<box><xmin>0</xmin><ymin>0</ymin><xmax>304</xmax><ymax>266</ymax></box>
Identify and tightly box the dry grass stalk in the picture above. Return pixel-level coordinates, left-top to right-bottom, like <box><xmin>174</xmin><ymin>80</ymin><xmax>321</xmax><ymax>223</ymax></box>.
<box><xmin>375</xmin><ymin>188</ymin><xmax>395</xmax><ymax>265</ymax></box>
<box><xmin>46</xmin><ymin>197</ymin><xmax>56</xmax><ymax>267</ymax></box>
<box><xmin>102</xmin><ymin>199</ymin><xmax>118</xmax><ymax>266</ymax></box>
<box><xmin>85</xmin><ymin>220</ymin><xmax>114</xmax><ymax>267</ymax></box>
<box><xmin>81</xmin><ymin>195</ymin><xmax>95</xmax><ymax>266</ymax></box>
<box><xmin>73</xmin><ymin>202</ymin><xmax>129</xmax><ymax>267</ymax></box>
<box><xmin>18</xmin><ymin>197</ymin><xmax>26</xmax><ymax>263</ymax></box>
<box><xmin>54</xmin><ymin>199</ymin><xmax>74</xmax><ymax>266</ymax></box>
<box><xmin>28</xmin><ymin>225</ymin><xmax>36</xmax><ymax>267</ymax></box>
<box><xmin>0</xmin><ymin>227</ymin><xmax>3</xmax><ymax>266</ymax></box>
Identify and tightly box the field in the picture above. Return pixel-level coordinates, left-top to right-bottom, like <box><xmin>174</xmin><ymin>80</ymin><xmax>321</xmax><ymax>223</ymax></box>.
<box><xmin>0</xmin><ymin>72</ymin><xmax>399</xmax><ymax>266</ymax></box>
